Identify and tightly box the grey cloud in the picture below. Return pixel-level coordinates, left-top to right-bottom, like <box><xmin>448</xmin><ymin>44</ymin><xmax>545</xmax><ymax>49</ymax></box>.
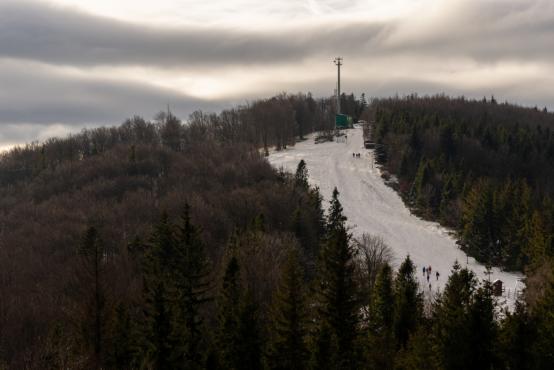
<box><xmin>383</xmin><ymin>0</ymin><xmax>554</xmax><ymax>64</ymax></box>
<box><xmin>0</xmin><ymin>60</ymin><xmax>231</xmax><ymax>146</ymax></box>
<box><xmin>0</xmin><ymin>0</ymin><xmax>388</xmax><ymax>68</ymax></box>
<box><xmin>1</xmin><ymin>0</ymin><xmax>553</xmax><ymax>69</ymax></box>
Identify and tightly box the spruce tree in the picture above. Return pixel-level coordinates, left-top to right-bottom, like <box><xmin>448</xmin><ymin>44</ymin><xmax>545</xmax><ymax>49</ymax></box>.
<box><xmin>106</xmin><ymin>303</ymin><xmax>140</xmax><ymax>369</ymax></box>
<box><xmin>77</xmin><ymin>226</ymin><xmax>110</xmax><ymax>369</ymax></box>
<box><xmin>144</xmin><ymin>279</ymin><xmax>176</xmax><ymax>369</ymax></box>
<box><xmin>432</xmin><ymin>262</ymin><xmax>476</xmax><ymax>370</ymax></box>
<box><xmin>393</xmin><ymin>256</ymin><xmax>422</xmax><ymax>350</ymax></box>
<box><xmin>367</xmin><ymin>263</ymin><xmax>395</xmax><ymax>368</ymax></box>
<box><xmin>467</xmin><ymin>278</ymin><xmax>498</xmax><ymax>370</ymax></box>
<box><xmin>267</xmin><ymin>249</ymin><xmax>309</xmax><ymax>370</ymax></box>
<box><xmin>310</xmin><ymin>323</ymin><xmax>335</xmax><ymax>370</ymax></box>
<box><xmin>237</xmin><ymin>292</ymin><xmax>262</xmax><ymax>370</ymax></box>
<box><xmin>141</xmin><ymin>214</ymin><xmax>179</xmax><ymax>369</ymax></box>
<box><xmin>498</xmin><ymin>301</ymin><xmax>536</xmax><ymax>370</ymax></box>
<box><xmin>217</xmin><ymin>254</ymin><xmax>242</xmax><ymax>370</ymax></box>
<box><xmin>313</xmin><ymin>187</ymin><xmax>359</xmax><ymax>369</ymax></box>
<box><xmin>461</xmin><ymin>179</ymin><xmax>495</xmax><ymax>263</ymax></box>
<box><xmin>173</xmin><ymin>204</ymin><xmax>211</xmax><ymax>369</ymax></box>
<box><xmin>532</xmin><ymin>268</ymin><xmax>554</xmax><ymax>369</ymax></box>
<box><xmin>295</xmin><ymin>159</ymin><xmax>309</xmax><ymax>189</ymax></box>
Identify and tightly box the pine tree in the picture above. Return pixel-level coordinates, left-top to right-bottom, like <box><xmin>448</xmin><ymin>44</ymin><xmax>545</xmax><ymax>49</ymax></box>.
<box><xmin>432</xmin><ymin>262</ymin><xmax>477</xmax><ymax>370</ymax></box>
<box><xmin>461</xmin><ymin>179</ymin><xmax>495</xmax><ymax>263</ymax></box>
<box><xmin>393</xmin><ymin>256</ymin><xmax>422</xmax><ymax>350</ymax></box>
<box><xmin>308</xmin><ymin>186</ymin><xmax>326</xmax><ymax>264</ymax></box>
<box><xmin>410</xmin><ymin>158</ymin><xmax>430</xmax><ymax>209</ymax></box>
<box><xmin>467</xmin><ymin>278</ymin><xmax>498</xmax><ymax>370</ymax></box>
<box><xmin>217</xmin><ymin>254</ymin><xmax>242</xmax><ymax>370</ymax></box>
<box><xmin>532</xmin><ymin>267</ymin><xmax>554</xmax><ymax>369</ymax></box>
<box><xmin>310</xmin><ymin>322</ymin><xmax>335</xmax><ymax>370</ymax></box>
<box><xmin>236</xmin><ymin>292</ymin><xmax>262</xmax><ymax>370</ymax></box>
<box><xmin>173</xmin><ymin>204</ymin><xmax>211</xmax><ymax>369</ymax></box>
<box><xmin>106</xmin><ymin>303</ymin><xmax>140</xmax><ymax>369</ymax></box>
<box><xmin>498</xmin><ymin>301</ymin><xmax>536</xmax><ymax>370</ymax></box>
<box><xmin>525</xmin><ymin>211</ymin><xmax>549</xmax><ymax>269</ymax></box>
<box><xmin>313</xmin><ymin>187</ymin><xmax>359</xmax><ymax>369</ymax></box>
<box><xmin>141</xmin><ymin>214</ymin><xmax>179</xmax><ymax>369</ymax></box>
<box><xmin>370</xmin><ymin>264</ymin><xmax>394</xmax><ymax>332</ymax></box>
<box><xmin>267</xmin><ymin>249</ymin><xmax>309</xmax><ymax>370</ymax></box>
<box><xmin>144</xmin><ymin>279</ymin><xmax>176</xmax><ymax>369</ymax></box>
<box><xmin>77</xmin><ymin>226</ymin><xmax>108</xmax><ymax>369</ymax></box>
<box><xmin>367</xmin><ymin>263</ymin><xmax>395</xmax><ymax>368</ymax></box>
<box><xmin>295</xmin><ymin>159</ymin><xmax>309</xmax><ymax>189</ymax></box>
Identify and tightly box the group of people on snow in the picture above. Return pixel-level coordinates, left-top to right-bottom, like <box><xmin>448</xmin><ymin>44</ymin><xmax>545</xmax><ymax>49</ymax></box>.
<box><xmin>423</xmin><ymin>265</ymin><xmax>440</xmax><ymax>290</ymax></box>
<box><xmin>352</xmin><ymin>152</ymin><xmax>361</xmax><ymax>158</ymax></box>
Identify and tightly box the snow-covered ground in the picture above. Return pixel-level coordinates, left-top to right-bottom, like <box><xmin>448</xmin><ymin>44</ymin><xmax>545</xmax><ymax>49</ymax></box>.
<box><xmin>268</xmin><ymin>126</ymin><xmax>524</xmax><ymax>308</ymax></box>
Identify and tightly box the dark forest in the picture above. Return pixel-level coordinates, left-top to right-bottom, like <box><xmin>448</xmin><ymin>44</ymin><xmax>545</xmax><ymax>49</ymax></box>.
<box><xmin>1</xmin><ymin>93</ymin><xmax>553</xmax><ymax>369</ymax></box>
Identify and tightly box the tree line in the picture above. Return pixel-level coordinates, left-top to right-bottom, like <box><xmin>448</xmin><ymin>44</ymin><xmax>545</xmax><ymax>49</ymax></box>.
<box><xmin>22</xmin><ymin>164</ymin><xmax>554</xmax><ymax>369</ymax></box>
<box><xmin>3</xmin><ymin>92</ymin><xmax>553</xmax><ymax>369</ymax></box>
<box><xmin>367</xmin><ymin>95</ymin><xmax>554</xmax><ymax>273</ymax></box>
<box><xmin>0</xmin><ymin>91</ymin><xmax>369</xmax><ymax>368</ymax></box>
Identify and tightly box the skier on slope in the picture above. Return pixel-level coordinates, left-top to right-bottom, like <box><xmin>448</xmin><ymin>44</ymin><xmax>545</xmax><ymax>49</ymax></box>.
<box><xmin>436</xmin><ymin>271</ymin><xmax>440</xmax><ymax>281</ymax></box>
<box><xmin>423</xmin><ymin>266</ymin><xmax>426</xmax><ymax>276</ymax></box>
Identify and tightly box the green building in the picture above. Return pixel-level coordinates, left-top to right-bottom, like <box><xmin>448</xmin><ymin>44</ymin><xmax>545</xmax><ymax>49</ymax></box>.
<box><xmin>335</xmin><ymin>114</ymin><xmax>353</xmax><ymax>129</ymax></box>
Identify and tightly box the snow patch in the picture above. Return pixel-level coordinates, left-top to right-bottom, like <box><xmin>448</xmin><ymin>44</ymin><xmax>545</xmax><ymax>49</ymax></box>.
<box><xmin>268</xmin><ymin>126</ymin><xmax>524</xmax><ymax>310</ymax></box>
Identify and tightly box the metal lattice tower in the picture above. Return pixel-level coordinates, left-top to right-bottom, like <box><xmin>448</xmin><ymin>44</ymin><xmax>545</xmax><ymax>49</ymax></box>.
<box><xmin>334</xmin><ymin>57</ymin><xmax>343</xmax><ymax>114</ymax></box>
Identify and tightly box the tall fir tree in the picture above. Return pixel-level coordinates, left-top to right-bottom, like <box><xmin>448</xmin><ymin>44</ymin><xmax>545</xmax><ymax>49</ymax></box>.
<box><xmin>313</xmin><ymin>187</ymin><xmax>359</xmax><ymax>369</ymax></box>
<box><xmin>106</xmin><ymin>302</ymin><xmax>140</xmax><ymax>369</ymax></box>
<box><xmin>77</xmin><ymin>226</ymin><xmax>109</xmax><ymax>369</ymax></box>
<box><xmin>141</xmin><ymin>214</ymin><xmax>179</xmax><ymax>369</ymax></box>
<box><xmin>467</xmin><ymin>278</ymin><xmax>498</xmax><ymax>370</ymax></box>
<box><xmin>295</xmin><ymin>159</ymin><xmax>309</xmax><ymax>189</ymax></box>
<box><xmin>173</xmin><ymin>204</ymin><xmax>211</xmax><ymax>369</ymax></box>
<box><xmin>217</xmin><ymin>254</ymin><xmax>242</xmax><ymax>370</ymax></box>
<box><xmin>532</xmin><ymin>267</ymin><xmax>554</xmax><ymax>369</ymax></box>
<box><xmin>367</xmin><ymin>263</ymin><xmax>395</xmax><ymax>369</ymax></box>
<box><xmin>432</xmin><ymin>262</ymin><xmax>477</xmax><ymax>370</ymax></box>
<box><xmin>393</xmin><ymin>255</ymin><xmax>422</xmax><ymax>350</ymax></box>
<box><xmin>267</xmin><ymin>249</ymin><xmax>309</xmax><ymax>370</ymax></box>
<box><xmin>236</xmin><ymin>291</ymin><xmax>262</xmax><ymax>370</ymax></box>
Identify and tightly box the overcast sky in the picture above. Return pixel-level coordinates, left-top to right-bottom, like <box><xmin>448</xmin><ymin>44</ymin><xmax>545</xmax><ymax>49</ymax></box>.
<box><xmin>1</xmin><ymin>0</ymin><xmax>553</xmax><ymax>149</ymax></box>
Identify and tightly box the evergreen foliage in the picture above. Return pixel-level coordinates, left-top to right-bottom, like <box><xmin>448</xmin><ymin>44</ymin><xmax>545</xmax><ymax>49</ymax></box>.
<box><xmin>367</xmin><ymin>263</ymin><xmax>395</xmax><ymax>368</ymax></box>
<box><xmin>393</xmin><ymin>256</ymin><xmax>422</xmax><ymax>350</ymax></box>
<box><xmin>313</xmin><ymin>187</ymin><xmax>359</xmax><ymax>369</ymax></box>
<box><xmin>267</xmin><ymin>249</ymin><xmax>309</xmax><ymax>370</ymax></box>
<box><xmin>371</xmin><ymin>95</ymin><xmax>554</xmax><ymax>271</ymax></box>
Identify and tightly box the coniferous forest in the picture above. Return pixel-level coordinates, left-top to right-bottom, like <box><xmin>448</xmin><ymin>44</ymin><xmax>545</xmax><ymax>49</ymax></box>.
<box><xmin>1</xmin><ymin>93</ymin><xmax>554</xmax><ymax>369</ymax></box>
<box><xmin>369</xmin><ymin>96</ymin><xmax>554</xmax><ymax>273</ymax></box>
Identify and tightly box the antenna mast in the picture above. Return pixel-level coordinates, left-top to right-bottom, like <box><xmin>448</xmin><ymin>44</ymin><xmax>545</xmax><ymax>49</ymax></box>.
<box><xmin>334</xmin><ymin>57</ymin><xmax>343</xmax><ymax>114</ymax></box>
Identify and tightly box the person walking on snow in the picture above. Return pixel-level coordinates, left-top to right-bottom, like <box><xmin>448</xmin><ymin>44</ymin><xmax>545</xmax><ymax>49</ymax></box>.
<box><xmin>436</xmin><ymin>271</ymin><xmax>440</xmax><ymax>281</ymax></box>
<box><xmin>423</xmin><ymin>266</ymin><xmax>426</xmax><ymax>276</ymax></box>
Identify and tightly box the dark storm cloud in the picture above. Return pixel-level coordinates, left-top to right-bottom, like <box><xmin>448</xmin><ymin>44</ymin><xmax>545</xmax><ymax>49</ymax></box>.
<box><xmin>0</xmin><ymin>0</ymin><xmax>388</xmax><ymax>68</ymax></box>
<box><xmin>1</xmin><ymin>0</ymin><xmax>554</xmax><ymax>148</ymax></box>
<box><xmin>1</xmin><ymin>0</ymin><xmax>553</xmax><ymax>69</ymax></box>
<box><xmin>382</xmin><ymin>0</ymin><xmax>554</xmax><ymax>65</ymax></box>
<box><xmin>0</xmin><ymin>60</ymin><xmax>229</xmax><ymax>146</ymax></box>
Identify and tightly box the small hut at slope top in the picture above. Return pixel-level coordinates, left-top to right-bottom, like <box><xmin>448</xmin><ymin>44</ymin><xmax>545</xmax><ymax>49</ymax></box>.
<box><xmin>335</xmin><ymin>114</ymin><xmax>353</xmax><ymax>129</ymax></box>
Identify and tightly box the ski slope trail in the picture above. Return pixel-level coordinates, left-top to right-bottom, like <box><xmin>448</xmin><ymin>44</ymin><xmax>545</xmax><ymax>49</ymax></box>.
<box><xmin>268</xmin><ymin>126</ymin><xmax>524</xmax><ymax>308</ymax></box>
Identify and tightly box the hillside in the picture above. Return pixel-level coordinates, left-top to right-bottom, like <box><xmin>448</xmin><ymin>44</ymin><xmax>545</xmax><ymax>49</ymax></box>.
<box><xmin>268</xmin><ymin>126</ymin><xmax>524</xmax><ymax>307</ymax></box>
<box><xmin>0</xmin><ymin>95</ymin><xmax>553</xmax><ymax>369</ymax></box>
<box><xmin>367</xmin><ymin>96</ymin><xmax>554</xmax><ymax>272</ymax></box>
<box><xmin>0</xmin><ymin>111</ymin><xmax>325</xmax><ymax>368</ymax></box>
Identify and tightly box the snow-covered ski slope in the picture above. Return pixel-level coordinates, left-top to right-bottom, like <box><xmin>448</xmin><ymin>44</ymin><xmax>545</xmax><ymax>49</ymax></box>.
<box><xmin>268</xmin><ymin>126</ymin><xmax>524</xmax><ymax>307</ymax></box>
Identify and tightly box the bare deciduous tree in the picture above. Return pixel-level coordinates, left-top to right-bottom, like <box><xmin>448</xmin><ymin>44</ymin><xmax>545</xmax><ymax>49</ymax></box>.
<box><xmin>354</xmin><ymin>233</ymin><xmax>393</xmax><ymax>304</ymax></box>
